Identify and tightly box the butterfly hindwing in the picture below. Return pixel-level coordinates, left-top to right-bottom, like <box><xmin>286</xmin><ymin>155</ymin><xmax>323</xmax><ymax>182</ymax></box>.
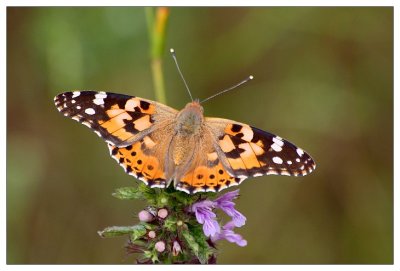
<box><xmin>177</xmin><ymin>159</ymin><xmax>242</xmax><ymax>194</ymax></box>
<box><xmin>107</xmin><ymin>136</ymin><xmax>169</xmax><ymax>189</ymax></box>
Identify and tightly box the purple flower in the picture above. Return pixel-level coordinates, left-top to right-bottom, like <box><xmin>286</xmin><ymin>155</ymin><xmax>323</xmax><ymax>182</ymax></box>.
<box><xmin>191</xmin><ymin>190</ymin><xmax>247</xmax><ymax>242</ymax></box>
<box><xmin>211</xmin><ymin>221</ymin><xmax>247</xmax><ymax>247</ymax></box>
<box><xmin>215</xmin><ymin>190</ymin><xmax>246</xmax><ymax>227</ymax></box>
<box><xmin>191</xmin><ymin>200</ymin><xmax>220</xmax><ymax>237</ymax></box>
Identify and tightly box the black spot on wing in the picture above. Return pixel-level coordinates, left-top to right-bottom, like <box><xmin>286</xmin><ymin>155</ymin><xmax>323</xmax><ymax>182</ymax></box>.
<box><xmin>231</xmin><ymin>124</ymin><xmax>243</xmax><ymax>133</ymax></box>
<box><xmin>140</xmin><ymin>100</ymin><xmax>150</xmax><ymax>110</ymax></box>
<box><xmin>111</xmin><ymin>147</ymin><xmax>119</xmax><ymax>155</ymax></box>
<box><xmin>123</xmin><ymin>119</ymin><xmax>140</xmax><ymax>134</ymax></box>
<box><xmin>100</xmin><ymin>92</ymin><xmax>135</xmax><ymax>111</ymax></box>
<box><xmin>226</xmin><ymin>135</ymin><xmax>247</xmax><ymax>159</ymax></box>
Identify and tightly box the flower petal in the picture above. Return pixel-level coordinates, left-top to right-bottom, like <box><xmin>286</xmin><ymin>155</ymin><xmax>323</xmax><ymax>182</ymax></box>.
<box><xmin>215</xmin><ymin>190</ymin><xmax>240</xmax><ymax>204</ymax></box>
<box><xmin>217</xmin><ymin>204</ymin><xmax>246</xmax><ymax>227</ymax></box>
<box><xmin>211</xmin><ymin>222</ymin><xmax>247</xmax><ymax>247</ymax></box>
<box><xmin>203</xmin><ymin>218</ymin><xmax>221</xmax><ymax>237</ymax></box>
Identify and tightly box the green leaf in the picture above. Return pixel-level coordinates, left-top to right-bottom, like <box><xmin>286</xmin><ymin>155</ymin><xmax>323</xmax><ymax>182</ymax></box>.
<box><xmin>164</xmin><ymin>216</ymin><xmax>177</xmax><ymax>231</ymax></box>
<box><xmin>98</xmin><ymin>224</ymin><xmax>147</xmax><ymax>239</ymax></box>
<box><xmin>143</xmin><ymin>250</ymin><xmax>155</xmax><ymax>262</ymax></box>
<box><xmin>181</xmin><ymin>226</ymin><xmax>213</xmax><ymax>264</ymax></box>
<box><xmin>137</xmin><ymin>183</ymin><xmax>157</xmax><ymax>204</ymax></box>
<box><xmin>130</xmin><ymin>225</ymin><xmax>148</xmax><ymax>241</ymax></box>
<box><xmin>112</xmin><ymin>187</ymin><xmax>143</xmax><ymax>200</ymax></box>
<box><xmin>181</xmin><ymin>229</ymin><xmax>199</xmax><ymax>255</ymax></box>
<box><xmin>170</xmin><ymin>190</ymin><xmax>194</xmax><ymax>206</ymax></box>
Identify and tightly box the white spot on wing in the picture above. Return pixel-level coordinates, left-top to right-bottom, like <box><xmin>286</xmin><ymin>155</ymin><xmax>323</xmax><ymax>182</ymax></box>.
<box><xmin>82</xmin><ymin>121</ymin><xmax>91</xmax><ymax>128</ymax></box>
<box><xmin>150</xmin><ymin>184</ymin><xmax>166</xmax><ymax>188</ymax></box>
<box><xmin>93</xmin><ymin>93</ymin><xmax>107</xmax><ymax>105</ymax></box>
<box><xmin>241</xmin><ymin>126</ymin><xmax>254</xmax><ymax>141</ymax></box>
<box><xmin>71</xmin><ymin>100</ymin><xmax>76</xmax><ymax>104</ymax></box>
<box><xmin>72</xmin><ymin>91</ymin><xmax>81</xmax><ymax>98</ymax></box>
<box><xmin>267</xmin><ymin>169</ymin><xmax>278</xmax><ymax>175</ymax></box>
<box><xmin>85</xmin><ymin>108</ymin><xmax>96</xmax><ymax>115</ymax></box>
<box><xmin>271</xmin><ymin>142</ymin><xmax>282</xmax><ymax>152</ymax></box>
<box><xmin>176</xmin><ymin>186</ymin><xmax>190</xmax><ymax>194</ymax></box>
<box><xmin>272</xmin><ymin>156</ymin><xmax>283</xmax><ymax>164</ymax></box>
<box><xmin>76</xmin><ymin>105</ymin><xmax>81</xmax><ymax>110</ymax></box>
<box><xmin>96</xmin><ymin>93</ymin><xmax>107</xmax><ymax>99</ymax></box>
<box><xmin>93</xmin><ymin>98</ymin><xmax>105</xmax><ymax>105</ymax></box>
<box><xmin>296</xmin><ymin>148</ymin><xmax>304</xmax><ymax>157</ymax></box>
<box><xmin>125</xmin><ymin>99</ymin><xmax>139</xmax><ymax>111</ymax></box>
<box><xmin>296</xmin><ymin>158</ymin><xmax>301</xmax><ymax>162</ymax></box>
<box><xmin>272</xmin><ymin>137</ymin><xmax>284</xmax><ymax>147</ymax></box>
<box><xmin>287</xmin><ymin>160</ymin><xmax>292</xmax><ymax>165</ymax></box>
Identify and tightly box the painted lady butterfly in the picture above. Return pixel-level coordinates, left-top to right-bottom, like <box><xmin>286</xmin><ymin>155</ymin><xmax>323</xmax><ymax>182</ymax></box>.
<box><xmin>54</xmin><ymin>89</ymin><xmax>316</xmax><ymax>194</ymax></box>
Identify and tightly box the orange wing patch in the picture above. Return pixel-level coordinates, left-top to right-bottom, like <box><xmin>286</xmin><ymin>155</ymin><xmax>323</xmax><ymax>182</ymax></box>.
<box><xmin>98</xmin><ymin>99</ymin><xmax>155</xmax><ymax>143</ymax></box>
<box><xmin>108</xmin><ymin>136</ymin><xmax>167</xmax><ymax>188</ymax></box>
<box><xmin>176</xmin><ymin>161</ymin><xmax>242</xmax><ymax>194</ymax></box>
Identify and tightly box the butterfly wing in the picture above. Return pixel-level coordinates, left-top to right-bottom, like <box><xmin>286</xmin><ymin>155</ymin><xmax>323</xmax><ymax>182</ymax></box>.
<box><xmin>54</xmin><ymin>91</ymin><xmax>177</xmax><ymax>147</ymax></box>
<box><xmin>54</xmin><ymin>91</ymin><xmax>179</xmax><ymax>188</ymax></box>
<box><xmin>176</xmin><ymin>117</ymin><xmax>316</xmax><ymax>193</ymax></box>
<box><xmin>107</xmin><ymin>127</ymin><xmax>175</xmax><ymax>189</ymax></box>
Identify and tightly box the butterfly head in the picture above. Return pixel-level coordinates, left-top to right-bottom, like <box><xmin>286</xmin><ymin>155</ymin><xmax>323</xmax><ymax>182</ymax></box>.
<box><xmin>175</xmin><ymin>100</ymin><xmax>204</xmax><ymax>136</ymax></box>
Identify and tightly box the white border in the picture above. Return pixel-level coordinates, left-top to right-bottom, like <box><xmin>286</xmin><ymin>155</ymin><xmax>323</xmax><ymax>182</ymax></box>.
<box><xmin>2</xmin><ymin>1</ymin><xmax>398</xmax><ymax>271</ymax></box>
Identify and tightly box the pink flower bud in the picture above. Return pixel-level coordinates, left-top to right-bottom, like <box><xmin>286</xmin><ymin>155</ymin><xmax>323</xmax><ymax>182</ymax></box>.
<box><xmin>148</xmin><ymin>230</ymin><xmax>156</xmax><ymax>239</ymax></box>
<box><xmin>157</xmin><ymin>208</ymin><xmax>168</xmax><ymax>219</ymax></box>
<box><xmin>138</xmin><ymin>210</ymin><xmax>154</xmax><ymax>222</ymax></box>
<box><xmin>172</xmin><ymin>241</ymin><xmax>181</xmax><ymax>256</ymax></box>
<box><xmin>155</xmin><ymin>241</ymin><xmax>165</xmax><ymax>253</ymax></box>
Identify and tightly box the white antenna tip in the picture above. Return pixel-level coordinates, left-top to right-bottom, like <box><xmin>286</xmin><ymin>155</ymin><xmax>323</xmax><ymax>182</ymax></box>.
<box><xmin>249</xmin><ymin>75</ymin><xmax>254</xmax><ymax>80</ymax></box>
<box><xmin>170</xmin><ymin>48</ymin><xmax>175</xmax><ymax>53</ymax></box>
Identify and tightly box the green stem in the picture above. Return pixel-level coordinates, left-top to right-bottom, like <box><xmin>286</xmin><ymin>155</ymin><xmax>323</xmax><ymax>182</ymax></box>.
<box><xmin>151</xmin><ymin>59</ymin><xmax>166</xmax><ymax>105</ymax></box>
<box><xmin>145</xmin><ymin>7</ymin><xmax>169</xmax><ymax>104</ymax></box>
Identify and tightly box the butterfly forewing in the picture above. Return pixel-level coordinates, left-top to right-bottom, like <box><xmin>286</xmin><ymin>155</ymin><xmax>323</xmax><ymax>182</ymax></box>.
<box><xmin>54</xmin><ymin>91</ymin><xmax>163</xmax><ymax>146</ymax></box>
<box><xmin>206</xmin><ymin>118</ymin><xmax>316</xmax><ymax>189</ymax></box>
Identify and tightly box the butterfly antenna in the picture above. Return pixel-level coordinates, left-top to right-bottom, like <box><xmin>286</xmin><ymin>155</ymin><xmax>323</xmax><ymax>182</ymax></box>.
<box><xmin>200</xmin><ymin>75</ymin><xmax>254</xmax><ymax>104</ymax></box>
<box><xmin>170</xmin><ymin>48</ymin><xmax>193</xmax><ymax>102</ymax></box>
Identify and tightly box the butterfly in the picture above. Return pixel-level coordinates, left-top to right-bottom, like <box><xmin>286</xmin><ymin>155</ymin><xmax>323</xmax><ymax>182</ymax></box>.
<box><xmin>54</xmin><ymin>90</ymin><xmax>316</xmax><ymax>194</ymax></box>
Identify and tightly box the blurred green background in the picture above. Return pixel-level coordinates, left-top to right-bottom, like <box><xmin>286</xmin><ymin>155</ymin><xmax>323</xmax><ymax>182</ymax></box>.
<box><xmin>7</xmin><ymin>7</ymin><xmax>393</xmax><ymax>264</ymax></box>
